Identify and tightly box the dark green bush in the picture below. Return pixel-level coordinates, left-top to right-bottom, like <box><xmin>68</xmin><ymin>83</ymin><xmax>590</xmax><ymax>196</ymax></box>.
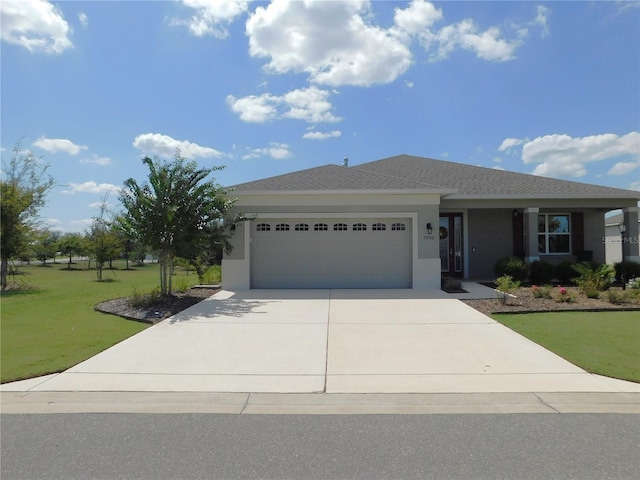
<box><xmin>554</xmin><ymin>260</ymin><xmax>576</xmax><ymax>284</ymax></box>
<box><xmin>614</xmin><ymin>261</ymin><xmax>640</xmax><ymax>283</ymax></box>
<box><xmin>494</xmin><ymin>256</ymin><xmax>529</xmax><ymax>282</ymax></box>
<box><xmin>529</xmin><ymin>260</ymin><xmax>554</xmax><ymax>285</ymax></box>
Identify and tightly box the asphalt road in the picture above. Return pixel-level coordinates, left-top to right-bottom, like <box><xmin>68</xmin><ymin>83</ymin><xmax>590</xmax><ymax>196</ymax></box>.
<box><xmin>2</xmin><ymin>413</ymin><xmax>638</xmax><ymax>479</ymax></box>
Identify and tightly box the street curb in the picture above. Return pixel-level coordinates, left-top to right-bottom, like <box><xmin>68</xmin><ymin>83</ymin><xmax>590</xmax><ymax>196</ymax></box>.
<box><xmin>2</xmin><ymin>391</ymin><xmax>639</xmax><ymax>415</ymax></box>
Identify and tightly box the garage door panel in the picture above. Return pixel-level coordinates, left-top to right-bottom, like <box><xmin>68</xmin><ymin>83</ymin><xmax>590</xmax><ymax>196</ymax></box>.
<box><xmin>251</xmin><ymin>218</ymin><xmax>412</xmax><ymax>289</ymax></box>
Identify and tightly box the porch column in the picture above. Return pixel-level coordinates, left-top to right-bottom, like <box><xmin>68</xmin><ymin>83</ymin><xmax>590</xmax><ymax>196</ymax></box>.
<box><xmin>523</xmin><ymin>207</ymin><xmax>540</xmax><ymax>262</ymax></box>
<box><xmin>622</xmin><ymin>207</ymin><xmax>639</xmax><ymax>263</ymax></box>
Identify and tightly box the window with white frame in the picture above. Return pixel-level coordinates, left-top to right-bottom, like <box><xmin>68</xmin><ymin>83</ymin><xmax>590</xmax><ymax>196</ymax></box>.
<box><xmin>256</xmin><ymin>223</ymin><xmax>270</xmax><ymax>231</ymax></box>
<box><xmin>538</xmin><ymin>214</ymin><xmax>571</xmax><ymax>254</ymax></box>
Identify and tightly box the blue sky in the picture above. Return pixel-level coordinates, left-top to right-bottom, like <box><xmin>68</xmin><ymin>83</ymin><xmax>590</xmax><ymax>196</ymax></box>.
<box><xmin>2</xmin><ymin>0</ymin><xmax>639</xmax><ymax>233</ymax></box>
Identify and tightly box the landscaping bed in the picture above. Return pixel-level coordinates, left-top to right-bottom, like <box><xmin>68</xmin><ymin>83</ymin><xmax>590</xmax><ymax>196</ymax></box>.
<box><xmin>95</xmin><ymin>286</ymin><xmax>219</xmax><ymax>323</ymax></box>
<box><xmin>463</xmin><ymin>286</ymin><xmax>640</xmax><ymax>316</ymax></box>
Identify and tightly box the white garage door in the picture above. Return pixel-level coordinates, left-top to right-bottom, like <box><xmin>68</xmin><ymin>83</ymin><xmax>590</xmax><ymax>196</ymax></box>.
<box><xmin>250</xmin><ymin>218</ymin><xmax>412</xmax><ymax>289</ymax></box>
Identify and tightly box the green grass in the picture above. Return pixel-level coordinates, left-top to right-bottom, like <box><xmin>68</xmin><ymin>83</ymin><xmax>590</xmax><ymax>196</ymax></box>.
<box><xmin>494</xmin><ymin>311</ymin><xmax>640</xmax><ymax>383</ymax></box>
<box><xmin>1</xmin><ymin>260</ymin><xmax>201</xmax><ymax>383</ymax></box>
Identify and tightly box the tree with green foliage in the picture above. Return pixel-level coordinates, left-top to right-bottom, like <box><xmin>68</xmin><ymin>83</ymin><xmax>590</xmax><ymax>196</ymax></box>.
<box><xmin>119</xmin><ymin>153</ymin><xmax>238</xmax><ymax>296</ymax></box>
<box><xmin>32</xmin><ymin>229</ymin><xmax>61</xmax><ymax>265</ymax></box>
<box><xmin>58</xmin><ymin>232</ymin><xmax>85</xmax><ymax>269</ymax></box>
<box><xmin>0</xmin><ymin>143</ymin><xmax>55</xmax><ymax>289</ymax></box>
<box><xmin>87</xmin><ymin>199</ymin><xmax>122</xmax><ymax>280</ymax></box>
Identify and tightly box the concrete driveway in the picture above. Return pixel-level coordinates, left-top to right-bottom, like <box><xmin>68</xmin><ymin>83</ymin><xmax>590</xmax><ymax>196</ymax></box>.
<box><xmin>3</xmin><ymin>289</ymin><xmax>638</xmax><ymax>394</ymax></box>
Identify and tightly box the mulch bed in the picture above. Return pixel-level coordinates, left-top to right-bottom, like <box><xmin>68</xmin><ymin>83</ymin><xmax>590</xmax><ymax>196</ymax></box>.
<box><xmin>463</xmin><ymin>286</ymin><xmax>640</xmax><ymax>316</ymax></box>
<box><xmin>95</xmin><ymin>287</ymin><xmax>219</xmax><ymax>324</ymax></box>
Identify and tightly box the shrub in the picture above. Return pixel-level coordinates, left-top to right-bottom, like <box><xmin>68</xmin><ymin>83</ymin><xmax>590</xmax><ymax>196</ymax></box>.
<box><xmin>201</xmin><ymin>265</ymin><xmax>222</xmax><ymax>285</ymax></box>
<box><xmin>529</xmin><ymin>260</ymin><xmax>555</xmax><ymax>285</ymax></box>
<box><xmin>614</xmin><ymin>261</ymin><xmax>640</xmax><ymax>284</ymax></box>
<box><xmin>556</xmin><ymin>286</ymin><xmax>575</xmax><ymax>303</ymax></box>
<box><xmin>584</xmin><ymin>289</ymin><xmax>600</xmax><ymax>299</ymax></box>
<box><xmin>494</xmin><ymin>257</ymin><xmax>528</xmax><ymax>282</ymax></box>
<box><xmin>571</xmin><ymin>261</ymin><xmax>614</xmax><ymax>292</ymax></box>
<box><xmin>129</xmin><ymin>286</ymin><xmax>162</xmax><ymax>307</ymax></box>
<box><xmin>495</xmin><ymin>275</ymin><xmax>521</xmax><ymax>305</ymax></box>
<box><xmin>627</xmin><ymin>277</ymin><xmax>640</xmax><ymax>290</ymax></box>
<box><xmin>554</xmin><ymin>260</ymin><xmax>576</xmax><ymax>285</ymax></box>
<box><xmin>531</xmin><ymin>284</ymin><xmax>552</xmax><ymax>299</ymax></box>
<box><xmin>174</xmin><ymin>278</ymin><xmax>191</xmax><ymax>294</ymax></box>
<box><xmin>606</xmin><ymin>289</ymin><xmax>630</xmax><ymax>305</ymax></box>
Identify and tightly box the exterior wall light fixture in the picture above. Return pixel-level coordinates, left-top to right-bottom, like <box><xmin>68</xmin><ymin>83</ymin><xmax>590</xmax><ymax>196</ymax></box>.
<box><xmin>619</xmin><ymin>223</ymin><xmax>627</xmax><ymax>234</ymax></box>
<box><xmin>426</xmin><ymin>223</ymin><xmax>433</xmax><ymax>234</ymax></box>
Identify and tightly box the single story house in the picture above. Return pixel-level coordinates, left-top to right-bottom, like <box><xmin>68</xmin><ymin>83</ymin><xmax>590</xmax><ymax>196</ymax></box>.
<box><xmin>223</xmin><ymin>154</ymin><xmax>640</xmax><ymax>290</ymax></box>
<box><xmin>604</xmin><ymin>212</ymin><xmax>640</xmax><ymax>264</ymax></box>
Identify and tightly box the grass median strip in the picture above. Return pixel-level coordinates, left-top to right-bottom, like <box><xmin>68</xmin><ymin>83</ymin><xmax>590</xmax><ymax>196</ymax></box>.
<box><xmin>493</xmin><ymin>311</ymin><xmax>640</xmax><ymax>383</ymax></box>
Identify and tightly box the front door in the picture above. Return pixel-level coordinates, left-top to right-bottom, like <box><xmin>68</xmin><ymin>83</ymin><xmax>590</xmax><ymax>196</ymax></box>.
<box><xmin>440</xmin><ymin>213</ymin><xmax>463</xmax><ymax>277</ymax></box>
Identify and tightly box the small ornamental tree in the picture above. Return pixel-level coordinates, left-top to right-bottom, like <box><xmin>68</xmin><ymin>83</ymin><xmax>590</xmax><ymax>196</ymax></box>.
<box><xmin>119</xmin><ymin>153</ymin><xmax>238</xmax><ymax>296</ymax></box>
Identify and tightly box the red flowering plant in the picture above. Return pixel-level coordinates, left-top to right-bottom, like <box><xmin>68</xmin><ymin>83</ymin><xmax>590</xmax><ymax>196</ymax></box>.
<box><xmin>532</xmin><ymin>284</ymin><xmax>552</xmax><ymax>299</ymax></box>
<box><xmin>556</xmin><ymin>285</ymin><xmax>575</xmax><ymax>303</ymax></box>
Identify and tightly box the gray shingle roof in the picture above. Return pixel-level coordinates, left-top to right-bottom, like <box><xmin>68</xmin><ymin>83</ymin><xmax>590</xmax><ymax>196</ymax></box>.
<box><xmin>230</xmin><ymin>163</ymin><xmax>450</xmax><ymax>192</ymax></box>
<box><xmin>231</xmin><ymin>154</ymin><xmax>640</xmax><ymax>200</ymax></box>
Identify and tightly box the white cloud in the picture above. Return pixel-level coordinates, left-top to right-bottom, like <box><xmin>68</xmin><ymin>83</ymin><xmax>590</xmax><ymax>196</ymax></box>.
<box><xmin>171</xmin><ymin>0</ymin><xmax>248</xmax><ymax>38</ymax></box>
<box><xmin>227</xmin><ymin>87</ymin><xmax>341</xmax><ymax>123</ymax></box>
<box><xmin>0</xmin><ymin>0</ymin><xmax>73</xmax><ymax>54</ymax></box>
<box><xmin>243</xmin><ymin>143</ymin><xmax>292</xmax><ymax>160</ymax></box>
<box><xmin>405</xmin><ymin>81</ymin><xmax>414</xmax><ymax>88</ymax></box>
<box><xmin>429</xmin><ymin>20</ymin><xmax>521</xmax><ymax>62</ymax></box>
<box><xmin>302</xmin><ymin>130</ymin><xmax>342</xmax><ymax>140</ymax></box>
<box><xmin>32</xmin><ymin>137</ymin><xmax>87</xmax><ymax>155</ymax></box>
<box><xmin>88</xmin><ymin>201</ymin><xmax>112</xmax><ymax>209</ymax></box>
<box><xmin>498</xmin><ymin>137</ymin><xmax>524</xmax><ymax>152</ymax></box>
<box><xmin>80</xmin><ymin>155</ymin><xmax>111</xmax><ymax>166</ymax></box>
<box><xmin>394</xmin><ymin>0</ymin><xmax>547</xmax><ymax>63</ymax></box>
<box><xmin>608</xmin><ymin>160</ymin><xmax>640</xmax><ymax>176</ymax></box>
<box><xmin>61</xmin><ymin>181</ymin><xmax>120</xmax><ymax>195</ymax></box>
<box><xmin>532</xmin><ymin>5</ymin><xmax>550</xmax><ymax>38</ymax></box>
<box><xmin>78</xmin><ymin>12</ymin><xmax>88</xmax><ymax>28</ymax></box>
<box><xmin>132</xmin><ymin>133</ymin><xmax>223</xmax><ymax>159</ymax></box>
<box><xmin>246</xmin><ymin>0</ymin><xmax>412</xmax><ymax>87</ymax></box>
<box><xmin>522</xmin><ymin>131</ymin><xmax>640</xmax><ymax>178</ymax></box>
<box><xmin>393</xmin><ymin>0</ymin><xmax>443</xmax><ymax>37</ymax></box>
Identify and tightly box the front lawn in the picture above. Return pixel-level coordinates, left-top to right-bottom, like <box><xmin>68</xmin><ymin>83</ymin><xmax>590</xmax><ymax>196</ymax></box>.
<box><xmin>494</xmin><ymin>311</ymin><xmax>640</xmax><ymax>383</ymax></box>
<box><xmin>1</xmin><ymin>261</ymin><xmax>200</xmax><ymax>383</ymax></box>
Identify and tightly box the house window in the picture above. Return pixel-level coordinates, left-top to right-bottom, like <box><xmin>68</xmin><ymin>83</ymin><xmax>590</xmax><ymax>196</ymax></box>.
<box><xmin>333</xmin><ymin>223</ymin><xmax>348</xmax><ymax>231</ymax></box>
<box><xmin>314</xmin><ymin>223</ymin><xmax>328</xmax><ymax>231</ymax></box>
<box><xmin>391</xmin><ymin>222</ymin><xmax>406</xmax><ymax>231</ymax></box>
<box><xmin>256</xmin><ymin>223</ymin><xmax>270</xmax><ymax>231</ymax></box>
<box><xmin>372</xmin><ymin>223</ymin><xmax>386</xmax><ymax>231</ymax></box>
<box><xmin>294</xmin><ymin>223</ymin><xmax>309</xmax><ymax>231</ymax></box>
<box><xmin>353</xmin><ymin>223</ymin><xmax>367</xmax><ymax>231</ymax></box>
<box><xmin>538</xmin><ymin>214</ymin><xmax>571</xmax><ymax>254</ymax></box>
<box><xmin>275</xmin><ymin>223</ymin><xmax>290</xmax><ymax>231</ymax></box>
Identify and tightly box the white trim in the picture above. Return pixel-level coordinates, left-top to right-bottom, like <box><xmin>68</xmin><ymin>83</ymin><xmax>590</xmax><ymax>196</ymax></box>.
<box><xmin>236</xmin><ymin>213</ymin><xmax>439</xmax><ymax>289</ymax></box>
